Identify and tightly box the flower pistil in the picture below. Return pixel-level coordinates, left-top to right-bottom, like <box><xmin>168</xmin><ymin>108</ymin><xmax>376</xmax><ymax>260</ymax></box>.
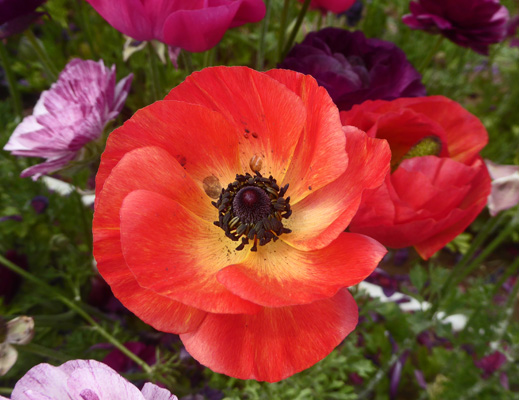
<box><xmin>213</xmin><ymin>171</ymin><xmax>292</xmax><ymax>252</ymax></box>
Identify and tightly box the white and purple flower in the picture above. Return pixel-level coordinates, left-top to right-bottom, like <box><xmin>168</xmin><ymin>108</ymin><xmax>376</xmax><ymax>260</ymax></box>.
<box><xmin>3</xmin><ymin>59</ymin><xmax>133</xmax><ymax>180</ymax></box>
<box><xmin>0</xmin><ymin>359</ymin><xmax>177</xmax><ymax>400</ymax></box>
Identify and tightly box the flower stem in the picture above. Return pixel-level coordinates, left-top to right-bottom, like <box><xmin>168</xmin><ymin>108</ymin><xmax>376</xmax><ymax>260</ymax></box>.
<box><xmin>16</xmin><ymin>343</ymin><xmax>72</xmax><ymax>362</ymax></box>
<box><xmin>0</xmin><ymin>41</ymin><xmax>23</xmax><ymax>120</ymax></box>
<box><xmin>24</xmin><ymin>30</ymin><xmax>59</xmax><ymax>81</ymax></box>
<box><xmin>147</xmin><ymin>42</ymin><xmax>161</xmax><ymax>102</ymax></box>
<box><xmin>357</xmin><ymin>339</ymin><xmax>413</xmax><ymax>399</ymax></box>
<box><xmin>277</xmin><ymin>0</ymin><xmax>291</xmax><ymax>61</ymax></box>
<box><xmin>0</xmin><ymin>253</ymin><xmax>153</xmax><ymax>375</ymax></box>
<box><xmin>72</xmin><ymin>178</ymin><xmax>93</xmax><ymax>254</ymax></box>
<box><xmin>281</xmin><ymin>0</ymin><xmax>311</xmax><ymax>60</ymax></box>
<box><xmin>454</xmin><ymin>218</ymin><xmax>516</xmax><ymax>285</ymax></box>
<box><xmin>418</xmin><ymin>35</ymin><xmax>444</xmax><ymax>74</ymax></box>
<box><xmin>256</xmin><ymin>0</ymin><xmax>272</xmax><ymax>70</ymax></box>
<box><xmin>0</xmin><ymin>389</ymin><xmax>12</xmax><ymax>396</ymax></box>
<box><xmin>430</xmin><ymin>214</ymin><xmax>505</xmax><ymax>313</ymax></box>
<box><xmin>74</xmin><ymin>0</ymin><xmax>99</xmax><ymax>59</ymax></box>
<box><xmin>179</xmin><ymin>50</ymin><xmax>194</xmax><ymax>75</ymax></box>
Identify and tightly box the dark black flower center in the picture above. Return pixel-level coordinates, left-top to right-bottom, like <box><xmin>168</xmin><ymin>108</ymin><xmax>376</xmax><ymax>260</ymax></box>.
<box><xmin>212</xmin><ymin>171</ymin><xmax>292</xmax><ymax>252</ymax></box>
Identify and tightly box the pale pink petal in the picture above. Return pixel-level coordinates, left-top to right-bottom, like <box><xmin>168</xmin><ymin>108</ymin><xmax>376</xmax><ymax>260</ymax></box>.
<box><xmin>141</xmin><ymin>383</ymin><xmax>178</xmax><ymax>400</ymax></box>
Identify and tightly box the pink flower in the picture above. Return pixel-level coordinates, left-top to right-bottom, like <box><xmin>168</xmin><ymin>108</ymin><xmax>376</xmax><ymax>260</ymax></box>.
<box><xmin>485</xmin><ymin>160</ymin><xmax>519</xmax><ymax>216</ymax></box>
<box><xmin>84</xmin><ymin>0</ymin><xmax>266</xmax><ymax>53</ymax></box>
<box><xmin>0</xmin><ymin>359</ymin><xmax>176</xmax><ymax>400</ymax></box>
<box><xmin>3</xmin><ymin>59</ymin><xmax>133</xmax><ymax>180</ymax></box>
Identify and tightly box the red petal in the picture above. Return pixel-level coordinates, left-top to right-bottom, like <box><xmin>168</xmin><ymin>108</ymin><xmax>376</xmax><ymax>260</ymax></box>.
<box><xmin>217</xmin><ymin>232</ymin><xmax>386</xmax><ymax>307</ymax></box>
<box><xmin>120</xmin><ymin>189</ymin><xmax>261</xmax><ymax>314</ymax></box>
<box><xmin>165</xmin><ymin>67</ymin><xmax>306</xmax><ymax>182</ymax></box>
<box><xmin>350</xmin><ymin>157</ymin><xmax>491</xmax><ymax>259</ymax></box>
<box><xmin>283</xmin><ymin>127</ymin><xmax>391</xmax><ymax>250</ymax></box>
<box><xmin>180</xmin><ymin>288</ymin><xmax>358</xmax><ymax>382</ymax></box>
<box><xmin>96</xmin><ymin>100</ymin><xmax>242</xmax><ymax>199</ymax></box>
<box><xmin>264</xmin><ymin>69</ymin><xmax>348</xmax><ymax>203</ymax></box>
<box><xmin>93</xmin><ymin>234</ymin><xmax>206</xmax><ymax>333</ymax></box>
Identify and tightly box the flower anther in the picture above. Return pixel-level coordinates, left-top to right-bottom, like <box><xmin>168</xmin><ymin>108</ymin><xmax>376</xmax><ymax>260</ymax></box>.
<box><xmin>213</xmin><ymin>172</ymin><xmax>292</xmax><ymax>251</ymax></box>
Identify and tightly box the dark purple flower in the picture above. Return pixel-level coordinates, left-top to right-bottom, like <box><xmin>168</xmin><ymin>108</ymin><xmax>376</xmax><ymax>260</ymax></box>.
<box><xmin>365</xmin><ymin>268</ymin><xmax>408</xmax><ymax>297</ymax></box>
<box><xmin>279</xmin><ymin>28</ymin><xmax>426</xmax><ymax>111</ymax></box>
<box><xmin>0</xmin><ymin>0</ymin><xmax>46</xmax><ymax>39</ymax></box>
<box><xmin>344</xmin><ymin>0</ymin><xmax>363</xmax><ymax>27</ymax></box>
<box><xmin>475</xmin><ymin>351</ymin><xmax>507</xmax><ymax>378</ymax></box>
<box><xmin>0</xmin><ymin>250</ymin><xmax>27</xmax><ymax>303</ymax></box>
<box><xmin>30</xmin><ymin>195</ymin><xmax>49</xmax><ymax>214</ymax></box>
<box><xmin>102</xmin><ymin>342</ymin><xmax>157</xmax><ymax>374</ymax></box>
<box><xmin>389</xmin><ymin>351</ymin><xmax>409</xmax><ymax>400</ymax></box>
<box><xmin>402</xmin><ymin>0</ymin><xmax>510</xmax><ymax>55</ymax></box>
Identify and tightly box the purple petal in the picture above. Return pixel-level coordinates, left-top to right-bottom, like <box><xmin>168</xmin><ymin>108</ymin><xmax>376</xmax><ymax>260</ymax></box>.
<box><xmin>3</xmin><ymin>59</ymin><xmax>132</xmax><ymax>179</ymax></box>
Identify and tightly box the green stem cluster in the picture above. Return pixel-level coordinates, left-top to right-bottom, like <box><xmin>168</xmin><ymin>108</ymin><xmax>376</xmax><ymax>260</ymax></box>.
<box><xmin>0</xmin><ymin>253</ymin><xmax>153</xmax><ymax>375</ymax></box>
<box><xmin>0</xmin><ymin>41</ymin><xmax>23</xmax><ymax>120</ymax></box>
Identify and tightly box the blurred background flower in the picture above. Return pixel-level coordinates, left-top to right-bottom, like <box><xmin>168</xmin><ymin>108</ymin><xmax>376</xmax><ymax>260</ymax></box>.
<box><xmin>280</xmin><ymin>28</ymin><xmax>426</xmax><ymax>111</ymax></box>
<box><xmin>84</xmin><ymin>0</ymin><xmax>266</xmax><ymax>53</ymax></box>
<box><xmin>3</xmin><ymin>59</ymin><xmax>133</xmax><ymax>180</ymax></box>
<box><xmin>0</xmin><ymin>316</ymin><xmax>34</xmax><ymax>376</ymax></box>
<box><xmin>402</xmin><ymin>0</ymin><xmax>510</xmax><ymax>55</ymax></box>
<box><xmin>299</xmin><ymin>0</ymin><xmax>356</xmax><ymax>14</ymax></box>
<box><xmin>485</xmin><ymin>159</ymin><xmax>519</xmax><ymax>216</ymax></box>
<box><xmin>0</xmin><ymin>0</ymin><xmax>46</xmax><ymax>39</ymax></box>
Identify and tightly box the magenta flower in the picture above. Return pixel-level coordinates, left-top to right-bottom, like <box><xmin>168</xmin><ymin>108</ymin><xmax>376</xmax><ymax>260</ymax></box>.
<box><xmin>298</xmin><ymin>0</ymin><xmax>355</xmax><ymax>14</ymax></box>
<box><xmin>0</xmin><ymin>0</ymin><xmax>46</xmax><ymax>39</ymax></box>
<box><xmin>3</xmin><ymin>59</ymin><xmax>133</xmax><ymax>180</ymax></box>
<box><xmin>84</xmin><ymin>0</ymin><xmax>266</xmax><ymax>53</ymax></box>
<box><xmin>0</xmin><ymin>359</ymin><xmax>177</xmax><ymax>400</ymax></box>
<box><xmin>402</xmin><ymin>0</ymin><xmax>510</xmax><ymax>55</ymax></box>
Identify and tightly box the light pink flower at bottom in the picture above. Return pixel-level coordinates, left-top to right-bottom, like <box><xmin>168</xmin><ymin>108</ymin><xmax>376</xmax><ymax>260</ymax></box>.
<box><xmin>0</xmin><ymin>359</ymin><xmax>176</xmax><ymax>400</ymax></box>
<box><xmin>3</xmin><ymin>59</ymin><xmax>133</xmax><ymax>180</ymax></box>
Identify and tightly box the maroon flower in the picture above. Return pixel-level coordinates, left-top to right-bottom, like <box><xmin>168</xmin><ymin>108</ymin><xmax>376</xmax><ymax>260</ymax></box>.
<box><xmin>0</xmin><ymin>0</ymin><xmax>46</xmax><ymax>39</ymax></box>
<box><xmin>402</xmin><ymin>0</ymin><xmax>510</xmax><ymax>55</ymax></box>
<box><xmin>475</xmin><ymin>351</ymin><xmax>506</xmax><ymax>378</ymax></box>
<box><xmin>102</xmin><ymin>342</ymin><xmax>156</xmax><ymax>373</ymax></box>
<box><xmin>0</xmin><ymin>250</ymin><xmax>27</xmax><ymax>303</ymax></box>
<box><xmin>279</xmin><ymin>28</ymin><xmax>425</xmax><ymax>111</ymax></box>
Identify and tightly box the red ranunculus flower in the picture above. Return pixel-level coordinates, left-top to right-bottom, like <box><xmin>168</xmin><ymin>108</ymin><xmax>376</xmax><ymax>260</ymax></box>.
<box><xmin>341</xmin><ymin>96</ymin><xmax>492</xmax><ymax>260</ymax></box>
<box><xmin>93</xmin><ymin>67</ymin><xmax>390</xmax><ymax>382</ymax></box>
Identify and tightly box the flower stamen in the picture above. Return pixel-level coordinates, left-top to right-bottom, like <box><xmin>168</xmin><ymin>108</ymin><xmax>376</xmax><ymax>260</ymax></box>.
<box><xmin>212</xmin><ymin>171</ymin><xmax>292</xmax><ymax>251</ymax></box>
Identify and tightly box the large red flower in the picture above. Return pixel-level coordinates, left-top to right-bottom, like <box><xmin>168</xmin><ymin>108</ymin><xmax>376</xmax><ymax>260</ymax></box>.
<box><xmin>341</xmin><ymin>96</ymin><xmax>492</xmax><ymax>259</ymax></box>
<box><xmin>93</xmin><ymin>67</ymin><xmax>390</xmax><ymax>382</ymax></box>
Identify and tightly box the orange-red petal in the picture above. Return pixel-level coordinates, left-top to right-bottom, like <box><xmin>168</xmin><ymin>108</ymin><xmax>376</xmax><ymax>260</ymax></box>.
<box><xmin>93</xmin><ymin>229</ymin><xmax>206</xmax><ymax>334</ymax></box>
<box><xmin>264</xmin><ymin>69</ymin><xmax>348</xmax><ymax>204</ymax></box>
<box><xmin>283</xmin><ymin>127</ymin><xmax>391</xmax><ymax>251</ymax></box>
<box><xmin>95</xmin><ymin>100</ymin><xmax>242</xmax><ymax>198</ymax></box>
<box><xmin>165</xmin><ymin>66</ymin><xmax>306</xmax><ymax>182</ymax></box>
<box><xmin>120</xmin><ymin>189</ymin><xmax>261</xmax><ymax>314</ymax></box>
<box><xmin>180</xmin><ymin>288</ymin><xmax>358</xmax><ymax>382</ymax></box>
<box><xmin>217</xmin><ymin>232</ymin><xmax>385</xmax><ymax>307</ymax></box>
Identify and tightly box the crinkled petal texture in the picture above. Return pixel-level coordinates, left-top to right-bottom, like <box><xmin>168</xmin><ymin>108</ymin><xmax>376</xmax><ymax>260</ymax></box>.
<box><xmin>94</xmin><ymin>67</ymin><xmax>389</xmax><ymax>382</ymax></box>
<box><xmin>9</xmin><ymin>359</ymin><xmax>177</xmax><ymax>400</ymax></box>
<box><xmin>85</xmin><ymin>0</ymin><xmax>265</xmax><ymax>52</ymax></box>
<box><xmin>402</xmin><ymin>0</ymin><xmax>509</xmax><ymax>55</ymax></box>
<box><xmin>3</xmin><ymin>59</ymin><xmax>133</xmax><ymax>180</ymax></box>
<box><xmin>342</xmin><ymin>96</ymin><xmax>492</xmax><ymax>259</ymax></box>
